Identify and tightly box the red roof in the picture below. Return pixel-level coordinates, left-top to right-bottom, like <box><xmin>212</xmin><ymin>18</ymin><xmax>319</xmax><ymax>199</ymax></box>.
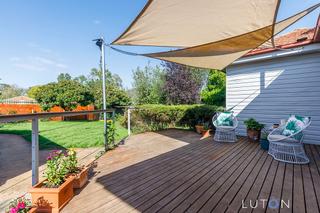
<box><xmin>246</xmin><ymin>15</ymin><xmax>320</xmax><ymax>56</ymax></box>
<box><xmin>2</xmin><ymin>96</ymin><xmax>36</xmax><ymax>102</ymax></box>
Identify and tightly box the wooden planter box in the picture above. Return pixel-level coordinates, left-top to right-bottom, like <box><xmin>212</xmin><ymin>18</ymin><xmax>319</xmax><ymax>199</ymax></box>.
<box><xmin>73</xmin><ymin>166</ymin><xmax>89</xmax><ymax>189</ymax></box>
<box><xmin>247</xmin><ymin>129</ymin><xmax>261</xmax><ymax>142</ymax></box>
<box><xmin>29</xmin><ymin>176</ymin><xmax>75</xmax><ymax>213</ymax></box>
<box><xmin>195</xmin><ymin>125</ymin><xmax>204</xmax><ymax>134</ymax></box>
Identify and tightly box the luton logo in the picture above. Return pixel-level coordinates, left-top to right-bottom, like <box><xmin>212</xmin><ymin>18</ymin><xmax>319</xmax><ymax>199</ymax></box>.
<box><xmin>242</xmin><ymin>198</ymin><xmax>290</xmax><ymax>209</ymax></box>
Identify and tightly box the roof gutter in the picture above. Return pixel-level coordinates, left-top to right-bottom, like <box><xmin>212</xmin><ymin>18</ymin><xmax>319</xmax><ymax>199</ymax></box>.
<box><xmin>231</xmin><ymin>43</ymin><xmax>320</xmax><ymax>65</ymax></box>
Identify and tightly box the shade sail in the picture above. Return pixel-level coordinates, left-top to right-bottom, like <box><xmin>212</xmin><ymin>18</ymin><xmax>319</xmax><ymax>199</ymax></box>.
<box><xmin>143</xmin><ymin>4</ymin><xmax>320</xmax><ymax>69</ymax></box>
<box><xmin>112</xmin><ymin>0</ymin><xmax>280</xmax><ymax>47</ymax></box>
<box><xmin>112</xmin><ymin>1</ymin><xmax>320</xmax><ymax>70</ymax></box>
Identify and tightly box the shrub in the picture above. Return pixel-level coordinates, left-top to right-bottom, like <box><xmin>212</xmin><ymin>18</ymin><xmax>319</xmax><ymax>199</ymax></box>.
<box><xmin>121</xmin><ymin>104</ymin><xmax>224</xmax><ymax>133</ymax></box>
<box><xmin>106</xmin><ymin>120</ymin><xmax>115</xmax><ymax>147</ymax></box>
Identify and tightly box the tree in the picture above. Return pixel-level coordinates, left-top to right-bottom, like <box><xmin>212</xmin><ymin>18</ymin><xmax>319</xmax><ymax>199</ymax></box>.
<box><xmin>27</xmin><ymin>85</ymin><xmax>41</xmax><ymax>99</ymax></box>
<box><xmin>200</xmin><ymin>69</ymin><xmax>226</xmax><ymax>106</ymax></box>
<box><xmin>33</xmin><ymin>83</ymin><xmax>57</xmax><ymax>110</ymax></box>
<box><xmin>74</xmin><ymin>75</ymin><xmax>88</xmax><ymax>84</ymax></box>
<box><xmin>57</xmin><ymin>73</ymin><xmax>72</xmax><ymax>82</ymax></box>
<box><xmin>35</xmin><ymin>80</ymin><xmax>94</xmax><ymax>111</ymax></box>
<box><xmin>162</xmin><ymin>62</ymin><xmax>207</xmax><ymax>104</ymax></box>
<box><xmin>0</xmin><ymin>84</ymin><xmax>25</xmax><ymax>99</ymax></box>
<box><xmin>85</xmin><ymin>68</ymin><xmax>131</xmax><ymax>108</ymax></box>
<box><xmin>132</xmin><ymin>64</ymin><xmax>166</xmax><ymax>104</ymax></box>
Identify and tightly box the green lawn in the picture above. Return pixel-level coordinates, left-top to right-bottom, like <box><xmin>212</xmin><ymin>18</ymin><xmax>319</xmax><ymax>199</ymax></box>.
<box><xmin>0</xmin><ymin>120</ymin><xmax>128</xmax><ymax>149</ymax></box>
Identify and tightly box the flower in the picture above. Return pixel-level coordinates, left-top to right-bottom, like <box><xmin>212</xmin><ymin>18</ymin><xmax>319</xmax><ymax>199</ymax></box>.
<box><xmin>17</xmin><ymin>202</ymin><xmax>26</xmax><ymax>209</ymax></box>
<box><xmin>67</xmin><ymin>149</ymin><xmax>76</xmax><ymax>156</ymax></box>
<box><xmin>6</xmin><ymin>195</ymin><xmax>31</xmax><ymax>213</ymax></box>
<box><xmin>9</xmin><ymin>207</ymin><xmax>18</xmax><ymax>213</ymax></box>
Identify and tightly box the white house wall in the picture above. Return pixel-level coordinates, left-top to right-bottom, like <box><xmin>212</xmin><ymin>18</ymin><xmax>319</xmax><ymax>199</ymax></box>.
<box><xmin>226</xmin><ymin>50</ymin><xmax>320</xmax><ymax>144</ymax></box>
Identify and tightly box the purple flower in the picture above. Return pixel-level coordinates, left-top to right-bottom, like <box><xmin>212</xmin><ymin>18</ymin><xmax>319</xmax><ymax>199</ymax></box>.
<box><xmin>17</xmin><ymin>202</ymin><xmax>26</xmax><ymax>209</ymax></box>
<box><xmin>9</xmin><ymin>207</ymin><xmax>18</xmax><ymax>213</ymax></box>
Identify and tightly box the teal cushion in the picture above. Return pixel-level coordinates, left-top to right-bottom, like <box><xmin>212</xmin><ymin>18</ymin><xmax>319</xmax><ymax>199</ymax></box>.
<box><xmin>215</xmin><ymin>112</ymin><xmax>233</xmax><ymax>126</ymax></box>
<box><xmin>282</xmin><ymin>115</ymin><xmax>310</xmax><ymax>140</ymax></box>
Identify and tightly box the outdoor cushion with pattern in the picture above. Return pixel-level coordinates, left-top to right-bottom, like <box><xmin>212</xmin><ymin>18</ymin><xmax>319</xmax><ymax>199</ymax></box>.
<box><xmin>215</xmin><ymin>112</ymin><xmax>233</xmax><ymax>126</ymax></box>
<box><xmin>282</xmin><ymin>115</ymin><xmax>310</xmax><ymax>140</ymax></box>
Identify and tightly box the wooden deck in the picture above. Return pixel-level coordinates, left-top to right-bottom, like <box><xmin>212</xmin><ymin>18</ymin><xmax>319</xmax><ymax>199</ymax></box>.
<box><xmin>62</xmin><ymin>130</ymin><xmax>320</xmax><ymax>213</ymax></box>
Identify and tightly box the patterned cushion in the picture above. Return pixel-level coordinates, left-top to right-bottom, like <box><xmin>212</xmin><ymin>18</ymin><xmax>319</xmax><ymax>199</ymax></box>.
<box><xmin>282</xmin><ymin>115</ymin><xmax>310</xmax><ymax>140</ymax></box>
<box><xmin>215</xmin><ymin>112</ymin><xmax>234</xmax><ymax>126</ymax></box>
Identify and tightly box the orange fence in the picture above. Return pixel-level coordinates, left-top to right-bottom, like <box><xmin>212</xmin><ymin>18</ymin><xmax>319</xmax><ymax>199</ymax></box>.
<box><xmin>0</xmin><ymin>104</ymin><xmax>98</xmax><ymax>121</ymax></box>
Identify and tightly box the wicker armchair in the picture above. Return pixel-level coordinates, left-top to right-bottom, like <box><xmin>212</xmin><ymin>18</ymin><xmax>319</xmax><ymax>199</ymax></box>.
<box><xmin>268</xmin><ymin>117</ymin><xmax>311</xmax><ymax>164</ymax></box>
<box><xmin>212</xmin><ymin>112</ymin><xmax>238</xmax><ymax>142</ymax></box>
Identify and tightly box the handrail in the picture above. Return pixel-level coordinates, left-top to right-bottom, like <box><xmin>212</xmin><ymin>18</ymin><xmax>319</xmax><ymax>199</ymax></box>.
<box><xmin>0</xmin><ymin>108</ymin><xmax>116</xmax><ymax>186</ymax></box>
<box><xmin>0</xmin><ymin>109</ymin><xmax>115</xmax><ymax>123</ymax></box>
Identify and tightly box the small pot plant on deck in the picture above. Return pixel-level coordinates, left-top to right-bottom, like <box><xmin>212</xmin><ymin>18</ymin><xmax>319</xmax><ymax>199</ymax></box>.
<box><xmin>260</xmin><ymin>129</ymin><xmax>269</xmax><ymax>151</ymax></box>
<box><xmin>201</xmin><ymin>122</ymin><xmax>212</xmax><ymax>137</ymax></box>
<box><xmin>29</xmin><ymin>150</ymin><xmax>74</xmax><ymax>213</ymax></box>
<box><xmin>65</xmin><ymin>149</ymin><xmax>90</xmax><ymax>189</ymax></box>
<box><xmin>6</xmin><ymin>195</ymin><xmax>36</xmax><ymax>213</ymax></box>
<box><xmin>195</xmin><ymin>120</ymin><xmax>204</xmax><ymax>134</ymax></box>
<box><xmin>244</xmin><ymin>118</ymin><xmax>265</xmax><ymax>142</ymax></box>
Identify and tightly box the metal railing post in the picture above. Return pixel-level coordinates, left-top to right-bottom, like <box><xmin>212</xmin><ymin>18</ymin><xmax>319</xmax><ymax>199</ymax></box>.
<box><xmin>112</xmin><ymin>110</ymin><xmax>115</xmax><ymax>145</ymax></box>
<box><xmin>128</xmin><ymin>108</ymin><xmax>131</xmax><ymax>136</ymax></box>
<box><xmin>31</xmin><ymin>117</ymin><xmax>39</xmax><ymax>186</ymax></box>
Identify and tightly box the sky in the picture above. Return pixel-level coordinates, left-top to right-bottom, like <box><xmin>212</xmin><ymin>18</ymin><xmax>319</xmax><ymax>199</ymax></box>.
<box><xmin>0</xmin><ymin>0</ymin><xmax>319</xmax><ymax>89</ymax></box>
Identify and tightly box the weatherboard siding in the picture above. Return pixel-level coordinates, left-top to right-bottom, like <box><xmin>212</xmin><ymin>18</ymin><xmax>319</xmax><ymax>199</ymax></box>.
<box><xmin>226</xmin><ymin>51</ymin><xmax>320</xmax><ymax>144</ymax></box>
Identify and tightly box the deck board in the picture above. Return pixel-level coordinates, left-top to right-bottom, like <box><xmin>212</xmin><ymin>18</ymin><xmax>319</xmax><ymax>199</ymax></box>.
<box><xmin>280</xmin><ymin>163</ymin><xmax>293</xmax><ymax>213</ymax></box>
<box><xmin>61</xmin><ymin>130</ymin><xmax>320</xmax><ymax>213</ymax></box>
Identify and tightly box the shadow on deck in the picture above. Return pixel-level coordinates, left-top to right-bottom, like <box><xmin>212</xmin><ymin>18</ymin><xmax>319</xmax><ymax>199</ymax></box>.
<box><xmin>63</xmin><ymin>129</ymin><xmax>320</xmax><ymax>213</ymax></box>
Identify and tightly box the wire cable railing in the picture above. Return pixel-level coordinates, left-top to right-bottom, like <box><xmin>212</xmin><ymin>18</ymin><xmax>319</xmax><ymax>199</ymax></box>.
<box><xmin>0</xmin><ymin>109</ymin><xmax>119</xmax><ymax>186</ymax></box>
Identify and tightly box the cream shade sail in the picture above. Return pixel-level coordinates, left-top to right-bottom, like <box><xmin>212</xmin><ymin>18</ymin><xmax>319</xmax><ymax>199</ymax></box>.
<box><xmin>143</xmin><ymin>4</ymin><xmax>320</xmax><ymax>69</ymax></box>
<box><xmin>112</xmin><ymin>0</ymin><xmax>280</xmax><ymax>47</ymax></box>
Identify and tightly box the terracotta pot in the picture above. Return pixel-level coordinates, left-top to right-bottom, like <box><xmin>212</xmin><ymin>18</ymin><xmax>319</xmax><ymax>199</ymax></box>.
<box><xmin>72</xmin><ymin>166</ymin><xmax>89</xmax><ymax>189</ymax></box>
<box><xmin>195</xmin><ymin>125</ymin><xmax>204</xmax><ymax>134</ymax></box>
<box><xmin>247</xmin><ymin>129</ymin><xmax>261</xmax><ymax>142</ymax></box>
<box><xmin>28</xmin><ymin>207</ymin><xmax>37</xmax><ymax>213</ymax></box>
<box><xmin>201</xmin><ymin>129</ymin><xmax>211</xmax><ymax>136</ymax></box>
<box><xmin>29</xmin><ymin>176</ymin><xmax>74</xmax><ymax>213</ymax></box>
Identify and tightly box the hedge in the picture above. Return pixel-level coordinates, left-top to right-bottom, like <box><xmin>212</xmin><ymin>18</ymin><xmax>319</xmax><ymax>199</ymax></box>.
<box><xmin>120</xmin><ymin>104</ymin><xmax>224</xmax><ymax>133</ymax></box>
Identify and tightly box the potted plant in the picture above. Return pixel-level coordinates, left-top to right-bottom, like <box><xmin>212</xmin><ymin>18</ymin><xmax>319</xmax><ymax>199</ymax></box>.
<box><xmin>30</xmin><ymin>150</ymin><xmax>74</xmax><ymax>213</ymax></box>
<box><xmin>6</xmin><ymin>195</ymin><xmax>36</xmax><ymax>213</ymax></box>
<box><xmin>244</xmin><ymin>118</ymin><xmax>265</xmax><ymax>142</ymax></box>
<box><xmin>260</xmin><ymin>129</ymin><xmax>269</xmax><ymax>150</ymax></box>
<box><xmin>65</xmin><ymin>149</ymin><xmax>90</xmax><ymax>189</ymax></box>
<box><xmin>195</xmin><ymin>120</ymin><xmax>204</xmax><ymax>134</ymax></box>
<box><xmin>201</xmin><ymin>122</ymin><xmax>211</xmax><ymax>136</ymax></box>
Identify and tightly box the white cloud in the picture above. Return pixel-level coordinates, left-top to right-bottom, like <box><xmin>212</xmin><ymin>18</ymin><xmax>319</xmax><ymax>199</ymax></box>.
<box><xmin>9</xmin><ymin>57</ymin><xmax>21</xmax><ymax>62</ymax></box>
<box><xmin>56</xmin><ymin>63</ymin><xmax>68</xmax><ymax>69</ymax></box>
<box><xmin>10</xmin><ymin>56</ymin><xmax>68</xmax><ymax>71</ymax></box>
<box><xmin>26</xmin><ymin>42</ymin><xmax>38</xmax><ymax>48</ymax></box>
<box><xmin>26</xmin><ymin>42</ymin><xmax>53</xmax><ymax>54</ymax></box>
<box><xmin>15</xmin><ymin>63</ymin><xmax>46</xmax><ymax>71</ymax></box>
<box><xmin>93</xmin><ymin>20</ymin><xmax>101</xmax><ymax>25</ymax></box>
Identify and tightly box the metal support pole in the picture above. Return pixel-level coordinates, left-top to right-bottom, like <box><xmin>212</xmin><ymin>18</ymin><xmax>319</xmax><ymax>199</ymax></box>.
<box><xmin>100</xmin><ymin>37</ymin><xmax>108</xmax><ymax>151</ymax></box>
<box><xmin>112</xmin><ymin>110</ymin><xmax>115</xmax><ymax>145</ymax></box>
<box><xmin>128</xmin><ymin>108</ymin><xmax>131</xmax><ymax>136</ymax></box>
<box><xmin>31</xmin><ymin>118</ymin><xmax>39</xmax><ymax>186</ymax></box>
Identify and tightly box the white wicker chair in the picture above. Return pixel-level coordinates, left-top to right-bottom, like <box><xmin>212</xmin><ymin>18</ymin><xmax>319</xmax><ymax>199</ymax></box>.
<box><xmin>212</xmin><ymin>112</ymin><xmax>238</xmax><ymax>142</ymax></box>
<box><xmin>268</xmin><ymin>117</ymin><xmax>311</xmax><ymax>164</ymax></box>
